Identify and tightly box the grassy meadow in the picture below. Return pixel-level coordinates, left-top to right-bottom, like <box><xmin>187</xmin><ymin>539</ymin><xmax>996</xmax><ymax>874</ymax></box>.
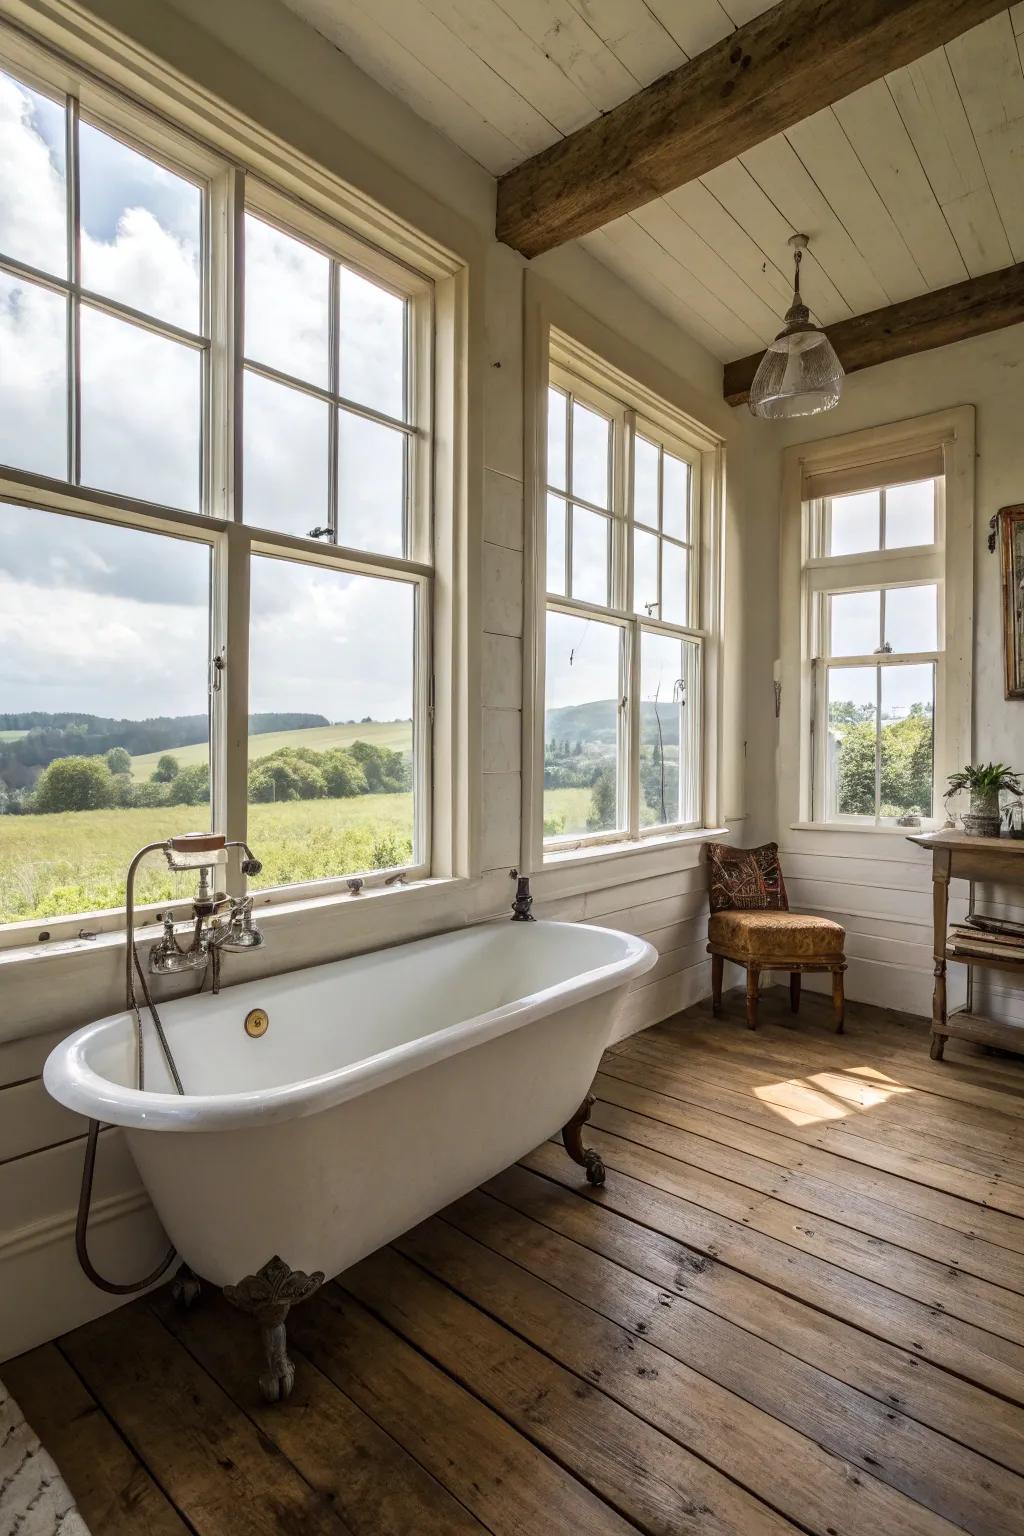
<box><xmin>0</xmin><ymin>792</ymin><xmax>414</xmax><ymax>923</ymax></box>
<box><xmin>130</xmin><ymin>721</ymin><xmax>412</xmax><ymax>781</ymax></box>
<box><xmin>543</xmin><ymin>786</ymin><xmax>593</xmax><ymax>837</ymax></box>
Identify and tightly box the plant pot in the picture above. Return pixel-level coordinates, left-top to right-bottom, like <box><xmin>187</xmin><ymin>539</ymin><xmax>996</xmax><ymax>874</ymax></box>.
<box><xmin>963</xmin><ymin>788</ymin><xmax>1001</xmax><ymax>838</ymax></box>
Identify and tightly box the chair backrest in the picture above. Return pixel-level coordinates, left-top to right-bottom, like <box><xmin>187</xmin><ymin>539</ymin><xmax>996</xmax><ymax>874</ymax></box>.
<box><xmin>705</xmin><ymin>841</ymin><xmax>789</xmax><ymax>913</ymax></box>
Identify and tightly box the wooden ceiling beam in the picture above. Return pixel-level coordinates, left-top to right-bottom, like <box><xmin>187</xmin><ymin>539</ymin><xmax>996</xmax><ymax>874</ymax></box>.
<box><xmin>722</xmin><ymin>260</ymin><xmax>1024</xmax><ymax>405</ymax></box>
<box><xmin>496</xmin><ymin>0</ymin><xmax>1008</xmax><ymax>259</ymax></box>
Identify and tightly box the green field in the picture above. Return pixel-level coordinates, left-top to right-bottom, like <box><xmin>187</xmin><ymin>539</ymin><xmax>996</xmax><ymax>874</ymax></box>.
<box><xmin>543</xmin><ymin>786</ymin><xmax>593</xmax><ymax>838</ymax></box>
<box><xmin>130</xmin><ymin>720</ymin><xmax>412</xmax><ymax>781</ymax></box>
<box><xmin>0</xmin><ymin>793</ymin><xmax>414</xmax><ymax>923</ymax></box>
<box><xmin>0</xmin><ymin>730</ymin><xmax>27</xmax><ymax>743</ymax></box>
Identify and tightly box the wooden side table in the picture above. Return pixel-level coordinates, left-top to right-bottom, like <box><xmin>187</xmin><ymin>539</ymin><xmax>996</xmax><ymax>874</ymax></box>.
<box><xmin>908</xmin><ymin>830</ymin><xmax>1024</xmax><ymax>1059</ymax></box>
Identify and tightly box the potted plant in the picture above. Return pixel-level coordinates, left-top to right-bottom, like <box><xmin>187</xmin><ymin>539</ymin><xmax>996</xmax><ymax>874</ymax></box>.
<box><xmin>944</xmin><ymin>763</ymin><xmax>1023</xmax><ymax>838</ymax></box>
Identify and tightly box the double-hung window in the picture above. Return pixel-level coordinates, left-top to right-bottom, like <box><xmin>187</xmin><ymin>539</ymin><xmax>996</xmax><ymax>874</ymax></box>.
<box><xmin>537</xmin><ymin>338</ymin><xmax>713</xmax><ymax>858</ymax></box>
<box><xmin>805</xmin><ymin>459</ymin><xmax>948</xmax><ymax>826</ymax></box>
<box><xmin>0</xmin><ymin>36</ymin><xmax>445</xmax><ymax>935</ymax></box>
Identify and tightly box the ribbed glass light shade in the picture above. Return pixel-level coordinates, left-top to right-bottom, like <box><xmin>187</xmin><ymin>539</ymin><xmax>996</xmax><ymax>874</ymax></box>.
<box><xmin>749</xmin><ymin>234</ymin><xmax>844</xmax><ymax>419</ymax></box>
<box><xmin>748</xmin><ymin>326</ymin><xmax>844</xmax><ymax>419</ymax></box>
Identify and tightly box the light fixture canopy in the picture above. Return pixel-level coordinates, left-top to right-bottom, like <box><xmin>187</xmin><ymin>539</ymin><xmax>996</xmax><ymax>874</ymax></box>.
<box><xmin>748</xmin><ymin>234</ymin><xmax>843</xmax><ymax>419</ymax></box>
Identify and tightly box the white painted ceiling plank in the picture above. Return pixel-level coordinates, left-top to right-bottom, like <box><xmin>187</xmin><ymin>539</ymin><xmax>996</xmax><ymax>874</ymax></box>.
<box><xmin>784</xmin><ymin>108</ymin><xmax>926</xmax><ymax>303</ymax></box>
<box><xmin>739</xmin><ymin>135</ymin><xmax>890</xmax><ymax>314</ymax></box>
<box><xmin>632</xmin><ymin>198</ymin><xmax>783</xmax><ymax>340</ymax></box>
<box><xmin>344</xmin><ymin>0</ymin><xmax>563</xmax><ymax>159</ymax></box>
<box><xmin>664</xmin><ymin>179</ymin><xmax>795</xmax><ymax>313</ymax></box>
<box><xmin>418</xmin><ymin>0</ymin><xmax>598</xmax><ymax>134</ymax></box>
<box><xmin>584</xmin><ymin>227</ymin><xmax>737</xmax><ymax>359</ymax></box>
<box><xmin>491</xmin><ymin>0</ymin><xmax>638</xmax><ymax>112</ymax></box>
<box><xmin>700</xmin><ymin>158</ymin><xmax>852</xmax><ymax>326</ymax></box>
<box><xmin>832</xmin><ymin>83</ymin><xmax>969</xmax><ymax>291</ymax></box>
<box><xmin>719</xmin><ymin>0</ymin><xmax>779</xmax><ymax>22</ymax></box>
<box><xmin>282</xmin><ymin>0</ymin><xmax>524</xmax><ymax>172</ymax></box>
<box><xmin>947</xmin><ymin>12</ymin><xmax>1024</xmax><ymax>260</ymax></box>
<box><xmin>565</xmin><ymin>0</ymin><xmax>688</xmax><ymax>84</ymax></box>
<box><xmin>600</xmin><ymin>214</ymin><xmax>763</xmax><ymax>354</ymax></box>
<box><xmin>887</xmin><ymin>47</ymin><xmax>1013</xmax><ymax>275</ymax></box>
<box><xmin>1013</xmin><ymin>2</ymin><xmax>1024</xmax><ymax>35</ymax></box>
<box><xmin>641</xmin><ymin>0</ymin><xmax>736</xmax><ymax>58</ymax></box>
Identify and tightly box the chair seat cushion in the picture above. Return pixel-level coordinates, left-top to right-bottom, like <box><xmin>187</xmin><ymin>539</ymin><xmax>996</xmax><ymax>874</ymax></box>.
<box><xmin>709</xmin><ymin>910</ymin><xmax>846</xmax><ymax>962</ymax></box>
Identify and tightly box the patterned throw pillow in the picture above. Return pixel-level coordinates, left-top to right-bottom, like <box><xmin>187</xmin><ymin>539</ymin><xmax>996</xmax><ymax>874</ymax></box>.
<box><xmin>705</xmin><ymin>841</ymin><xmax>788</xmax><ymax>913</ymax></box>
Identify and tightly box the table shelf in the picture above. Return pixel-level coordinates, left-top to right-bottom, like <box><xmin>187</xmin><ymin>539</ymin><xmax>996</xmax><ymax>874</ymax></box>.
<box><xmin>945</xmin><ymin>946</ymin><xmax>1024</xmax><ymax>975</ymax></box>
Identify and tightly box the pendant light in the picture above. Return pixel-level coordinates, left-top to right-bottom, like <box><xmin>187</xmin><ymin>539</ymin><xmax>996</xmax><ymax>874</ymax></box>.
<box><xmin>748</xmin><ymin>234</ymin><xmax>843</xmax><ymax>419</ymax></box>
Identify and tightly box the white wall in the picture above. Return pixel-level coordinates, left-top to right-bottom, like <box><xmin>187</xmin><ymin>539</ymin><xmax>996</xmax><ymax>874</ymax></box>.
<box><xmin>0</xmin><ymin>0</ymin><xmax>749</xmax><ymax>1359</ymax></box>
<box><xmin>745</xmin><ymin>325</ymin><xmax>1024</xmax><ymax>1018</ymax></box>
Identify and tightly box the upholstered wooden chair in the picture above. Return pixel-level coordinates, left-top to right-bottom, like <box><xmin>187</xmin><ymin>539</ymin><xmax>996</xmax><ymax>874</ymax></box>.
<box><xmin>705</xmin><ymin>842</ymin><xmax>847</xmax><ymax>1032</ymax></box>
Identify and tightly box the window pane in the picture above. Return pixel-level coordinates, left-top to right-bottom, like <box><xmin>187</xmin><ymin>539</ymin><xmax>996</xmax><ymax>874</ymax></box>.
<box><xmin>828</xmin><ymin>490</ymin><xmax>880</xmax><ymax>556</ymax></box>
<box><xmin>640</xmin><ymin>631</ymin><xmax>682</xmax><ymax>827</ymax></box>
<box><xmin>633</xmin><ymin>527</ymin><xmax>659</xmax><ymax>615</ymax></box>
<box><xmin>884</xmin><ymin>584</ymin><xmax>937</xmax><ymax>654</ymax></box>
<box><xmin>881</xmin><ymin>664</ymin><xmax>934</xmax><ymax>819</ymax></box>
<box><xmin>662</xmin><ymin>454</ymin><xmax>689</xmax><ymax>541</ymax></box>
<box><xmin>571</xmin><ymin>506</ymin><xmax>609</xmax><ymax>606</ymax></box>
<box><xmin>79</xmin><ymin>122</ymin><xmax>202</xmax><ymax>332</ymax></box>
<box><xmin>338</xmin><ymin>412</ymin><xmax>405</xmax><ymax>557</ymax></box>
<box><xmin>247</xmin><ymin>557</ymin><xmax>415</xmax><ymax>886</ymax></box>
<box><xmin>827</xmin><ymin>665</ymin><xmax>877</xmax><ymax>818</ymax></box>
<box><xmin>80</xmin><ymin>306</ymin><xmax>200</xmax><ymax>510</ymax></box>
<box><xmin>243</xmin><ymin>370</ymin><xmax>329</xmax><ymax>537</ymax></box>
<box><xmin>338</xmin><ymin>266</ymin><xmax>405</xmax><ymax>420</ymax></box>
<box><xmin>547</xmin><ymin>387</ymin><xmax>567</xmax><ymax>493</ymax></box>
<box><xmin>244</xmin><ymin>213</ymin><xmax>329</xmax><ymax>387</ymax></box>
<box><xmin>0</xmin><ymin>504</ymin><xmax>211</xmax><ymax>923</ymax></box>
<box><xmin>885</xmin><ymin>479</ymin><xmax>935</xmax><ymax>549</ymax></box>
<box><xmin>544</xmin><ymin>609</ymin><xmax>621</xmax><ymax>839</ymax></box>
<box><xmin>546</xmin><ymin>493</ymin><xmax>566</xmax><ymax>596</ymax></box>
<box><xmin>0</xmin><ymin>71</ymin><xmax>66</xmax><ymax>277</ymax></box>
<box><xmin>0</xmin><ymin>273</ymin><xmax>66</xmax><ymax>479</ymax></box>
<box><xmin>572</xmin><ymin>400</ymin><xmax>610</xmax><ymax>508</ymax></box>
<box><xmin>830</xmin><ymin>589</ymin><xmax>880</xmax><ymax>657</ymax></box>
<box><xmin>633</xmin><ymin>435</ymin><xmax>659</xmax><ymax>527</ymax></box>
<box><xmin>661</xmin><ymin>542</ymin><xmax>689</xmax><ymax>626</ymax></box>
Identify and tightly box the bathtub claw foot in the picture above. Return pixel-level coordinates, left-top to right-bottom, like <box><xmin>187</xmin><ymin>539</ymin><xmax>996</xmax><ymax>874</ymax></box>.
<box><xmin>223</xmin><ymin>1255</ymin><xmax>325</xmax><ymax>1405</ymax></box>
<box><xmin>258</xmin><ymin>1322</ymin><xmax>296</xmax><ymax>1402</ymax></box>
<box><xmin>171</xmin><ymin>1265</ymin><xmax>201</xmax><ymax>1311</ymax></box>
<box><xmin>562</xmin><ymin>1094</ymin><xmax>605</xmax><ymax>1188</ymax></box>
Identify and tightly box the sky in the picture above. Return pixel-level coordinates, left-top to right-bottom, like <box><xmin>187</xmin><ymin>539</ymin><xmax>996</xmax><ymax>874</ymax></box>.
<box><xmin>0</xmin><ymin>70</ymin><xmax>415</xmax><ymax>724</ymax></box>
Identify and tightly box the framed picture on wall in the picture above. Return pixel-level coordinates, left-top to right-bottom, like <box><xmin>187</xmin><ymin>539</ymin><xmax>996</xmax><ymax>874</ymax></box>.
<box><xmin>992</xmin><ymin>505</ymin><xmax>1024</xmax><ymax>699</ymax></box>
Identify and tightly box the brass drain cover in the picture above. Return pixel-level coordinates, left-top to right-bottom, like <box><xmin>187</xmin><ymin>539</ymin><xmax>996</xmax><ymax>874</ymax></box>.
<box><xmin>244</xmin><ymin>1007</ymin><xmax>269</xmax><ymax>1038</ymax></box>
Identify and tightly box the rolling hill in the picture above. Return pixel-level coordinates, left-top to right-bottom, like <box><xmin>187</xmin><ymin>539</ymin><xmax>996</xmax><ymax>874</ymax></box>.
<box><xmin>130</xmin><ymin>720</ymin><xmax>413</xmax><ymax>781</ymax></box>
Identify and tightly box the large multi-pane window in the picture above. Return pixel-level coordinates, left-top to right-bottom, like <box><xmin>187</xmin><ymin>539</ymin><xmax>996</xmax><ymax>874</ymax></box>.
<box><xmin>541</xmin><ymin>360</ymin><xmax>704</xmax><ymax>853</ymax></box>
<box><xmin>806</xmin><ymin>474</ymin><xmax>944</xmax><ymax>825</ymax></box>
<box><xmin>0</xmin><ymin>48</ymin><xmax>433</xmax><ymax>930</ymax></box>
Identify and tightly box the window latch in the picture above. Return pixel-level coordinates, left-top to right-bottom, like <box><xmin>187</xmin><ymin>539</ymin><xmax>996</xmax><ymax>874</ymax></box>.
<box><xmin>209</xmin><ymin>653</ymin><xmax>225</xmax><ymax>694</ymax></box>
<box><xmin>308</xmin><ymin>525</ymin><xmax>334</xmax><ymax>540</ymax></box>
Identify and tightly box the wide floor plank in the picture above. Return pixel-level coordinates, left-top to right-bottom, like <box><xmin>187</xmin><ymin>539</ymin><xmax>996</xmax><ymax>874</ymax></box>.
<box><xmin>7</xmin><ymin>997</ymin><xmax>1024</xmax><ymax>1536</ymax></box>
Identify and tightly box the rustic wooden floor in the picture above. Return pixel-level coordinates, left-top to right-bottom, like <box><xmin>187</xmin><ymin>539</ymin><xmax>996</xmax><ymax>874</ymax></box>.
<box><xmin>6</xmin><ymin>989</ymin><xmax>1024</xmax><ymax>1536</ymax></box>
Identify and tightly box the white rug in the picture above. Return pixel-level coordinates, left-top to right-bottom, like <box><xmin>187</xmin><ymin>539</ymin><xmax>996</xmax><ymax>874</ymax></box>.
<box><xmin>0</xmin><ymin>1380</ymin><xmax>89</xmax><ymax>1536</ymax></box>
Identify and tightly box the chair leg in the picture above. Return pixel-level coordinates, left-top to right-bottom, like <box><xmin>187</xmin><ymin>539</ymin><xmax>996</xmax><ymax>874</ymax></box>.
<box><xmin>745</xmin><ymin>967</ymin><xmax>760</xmax><ymax>1030</ymax></box>
<box><xmin>711</xmin><ymin>953</ymin><xmax>724</xmax><ymax>1016</ymax></box>
<box><xmin>789</xmin><ymin>972</ymin><xmax>801</xmax><ymax>1014</ymax></box>
<box><xmin>832</xmin><ymin>969</ymin><xmax>846</xmax><ymax>1034</ymax></box>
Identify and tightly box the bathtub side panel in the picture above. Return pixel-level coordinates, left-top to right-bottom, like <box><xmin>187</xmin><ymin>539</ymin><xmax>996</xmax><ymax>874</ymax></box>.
<box><xmin>125</xmin><ymin>991</ymin><xmax>621</xmax><ymax>1287</ymax></box>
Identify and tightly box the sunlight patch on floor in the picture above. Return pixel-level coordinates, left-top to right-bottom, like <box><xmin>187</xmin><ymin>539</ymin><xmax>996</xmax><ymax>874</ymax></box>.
<box><xmin>752</xmin><ymin>1067</ymin><xmax>912</xmax><ymax>1125</ymax></box>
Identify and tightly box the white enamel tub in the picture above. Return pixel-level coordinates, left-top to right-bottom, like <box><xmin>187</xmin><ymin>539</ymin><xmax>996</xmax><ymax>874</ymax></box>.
<box><xmin>44</xmin><ymin>920</ymin><xmax>655</xmax><ymax>1288</ymax></box>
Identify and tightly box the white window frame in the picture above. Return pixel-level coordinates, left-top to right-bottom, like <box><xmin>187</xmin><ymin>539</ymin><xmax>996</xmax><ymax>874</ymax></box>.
<box><xmin>523</xmin><ymin>322</ymin><xmax>724</xmax><ymax>870</ymax></box>
<box><xmin>0</xmin><ymin>19</ymin><xmax>469</xmax><ymax>948</ymax></box>
<box><xmin>778</xmin><ymin>408</ymin><xmax>974</xmax><ymax>838</ymax></box>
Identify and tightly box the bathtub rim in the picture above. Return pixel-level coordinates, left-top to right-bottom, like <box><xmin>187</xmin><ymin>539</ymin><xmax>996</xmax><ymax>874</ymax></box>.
<box><xmin>43</xmin><ymin>920</ymin><xmax>656</xmax><ymax>1133</ymax></box>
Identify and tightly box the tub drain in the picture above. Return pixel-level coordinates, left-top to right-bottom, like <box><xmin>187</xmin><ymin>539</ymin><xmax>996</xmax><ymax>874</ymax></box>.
<box><xmin>245</xmin><ymin>1007</ymin><xmax>269</xmax><ymax>1038</ymax></box>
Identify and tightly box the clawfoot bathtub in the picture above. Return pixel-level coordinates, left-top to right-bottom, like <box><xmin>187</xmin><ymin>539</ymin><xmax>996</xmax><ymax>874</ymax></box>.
<box><xmin>45</xmin><ymin>919</ymin><xmax>656</xmax><ymax>1399</ymax></box>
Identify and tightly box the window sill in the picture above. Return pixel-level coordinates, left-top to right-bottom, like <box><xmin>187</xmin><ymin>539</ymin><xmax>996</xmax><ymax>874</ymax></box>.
<box><xmin>0</xmin><ymin>874</ymin><xmax>468</xmax><ymax>970</ymax></box>
<box><xmin>789</xmin><ymin>822</ymin><xmax>943</xmax><ymax>837</ymax></box>
<box><xmin>542</xmin><ymin>827</ymin><xmax>728</xmax><ymax>876</ymax></box>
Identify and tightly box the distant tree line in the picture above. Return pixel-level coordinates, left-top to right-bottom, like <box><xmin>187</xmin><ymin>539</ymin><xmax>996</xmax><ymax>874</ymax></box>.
<box><xmin>0</xmin><ymin>712</ymin><xmax>330</xmax><ymax>796</ymax></box>
<box><xmin>2</xmin><ymin>739</ymin><xmax>410</xmax><ymax>816</ymax></box>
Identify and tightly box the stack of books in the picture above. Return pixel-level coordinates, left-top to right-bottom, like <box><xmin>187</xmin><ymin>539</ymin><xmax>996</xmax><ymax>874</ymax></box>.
<box><xmin>947</xmin><ymin>915</ymin><xmax>1024</xmax><ymax>963</ymax></box>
